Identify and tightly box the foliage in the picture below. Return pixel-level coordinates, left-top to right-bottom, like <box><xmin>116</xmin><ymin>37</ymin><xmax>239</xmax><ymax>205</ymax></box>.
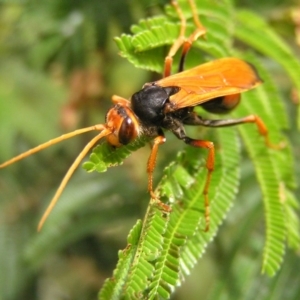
<box><xmin>84</xmin><ymin>0</ymin><xmax>300</xmax><ymax>297</ymax></box>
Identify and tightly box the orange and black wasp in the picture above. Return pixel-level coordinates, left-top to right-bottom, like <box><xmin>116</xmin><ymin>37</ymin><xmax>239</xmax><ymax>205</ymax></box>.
<box><xmin>0</xmin><ymin>0</ymin><xmax>280</xmax><ymax>231</ymax></box>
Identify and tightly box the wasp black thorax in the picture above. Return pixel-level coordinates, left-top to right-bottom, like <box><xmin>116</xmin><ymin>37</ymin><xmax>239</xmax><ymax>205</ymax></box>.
<box><xmin>131</xmin><ymin>85</ymin><xmax>180</xmax><ymax>126</ymax></box>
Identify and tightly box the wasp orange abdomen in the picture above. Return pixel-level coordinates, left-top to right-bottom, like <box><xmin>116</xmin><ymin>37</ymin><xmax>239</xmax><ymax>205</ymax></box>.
<box><xmin>200</xmin><ymin>94</ymin><xmax>241</xmax><ymax>114</ymax></box>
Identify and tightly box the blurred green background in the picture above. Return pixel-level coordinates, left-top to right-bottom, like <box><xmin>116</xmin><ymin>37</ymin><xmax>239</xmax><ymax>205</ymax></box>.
<box><xmin>0</xmin><ymin>0</ymin><xmax>299</xmax><ymax>299</ymax></box>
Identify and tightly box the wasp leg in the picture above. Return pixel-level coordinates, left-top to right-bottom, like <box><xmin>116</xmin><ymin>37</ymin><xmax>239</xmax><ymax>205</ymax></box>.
<box><xmin>183</xmin><ymin>113</ymin><xmax>284</xmax><ymax>149</ymax></box>
<box><xmin>146</xmin><ymin>132</ymin><xmax>172</xmax><ymax>211</ymax></box>
<box><xmin>164</xmin><ymin>1</ymin><xmax>186</xmax><ymax>77</ymax></box>
<box><xmin>178</xmin><ymin>0</ymin><xmax>206</xmax><ymax>73</ymax></box>
<box><xmin>169</xmin><ymin>120</ymin><xmax>214</xmax><ymax>231</ymax></box>
<box><xmin>164</xmin><ymin>0</ymin><xmax>206</xmax><ymax>77</ymax></box>
<box><xmin>147</xmin><ymin>133</ymin><xmax>166</xmax><ymax>198</ymax></box>
<box><xmin>147</xmin><ymin>134</ymin><xmax>172</xmax><ymax>211</ymax></box>
<box><xmin>184</xmin><ymin>137</ymin><xmax>214</xmax><ymax>232</ymax></box>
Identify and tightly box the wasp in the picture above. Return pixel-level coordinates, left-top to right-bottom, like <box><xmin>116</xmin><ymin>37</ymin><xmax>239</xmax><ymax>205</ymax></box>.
<box><xmin>0</xmin><ymin>0</ymin><xmax>280</xmax><ymax>231</ymax></box>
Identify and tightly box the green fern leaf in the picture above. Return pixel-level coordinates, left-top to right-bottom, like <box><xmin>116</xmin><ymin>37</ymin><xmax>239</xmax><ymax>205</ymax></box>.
<box><xmin>180</xmin><ymin>127</ymin><xmax>241</xmax><ymax>275</ymax></box>
<box><xmin>230</xmin><ymin>54</ymin><xmax>298</xmax><ymax>275</ymax></box>
<box><xmin>124</xmin><ymin>206</ymin><xmax>171</xmax><ymax>299</ymax></box>
<box><xmin>234</xmin><ymin>10</ymin><xmax>300</xmax><ymax>129</ymax></box>
<box><xmin>115</xmin><ymin>0</ymin><xmax>234</xmax><ymax>74</ymax></box>
<box><xmin>99</xmin><ymin>126</ymin><xmax>240</xmax><ymax>298</ymax></box>
<box><xmin>99</xmin><ymin>220</ymin><xmax>143</xmax><ymax>300</ymax></box>
<box><xmin>82</xmin><ymin>0</ymin><xmax>299</xmax><ymax>297</ymax></box>
<box><xmin>284</xmin><ymin>189</ymin><xmax>300</xmax><ymax>249</ymax></box>
<box><xmin>82</xmin><ymin>136</ymin><xmax>150</xmax><ymax>173</ymax></box>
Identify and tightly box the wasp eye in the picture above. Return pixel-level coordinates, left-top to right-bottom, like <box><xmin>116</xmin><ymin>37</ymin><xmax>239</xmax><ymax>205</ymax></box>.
<box><xmin>119</xmin><ymin>117</ymin><xmax>137</xmax><ymax>145</ymax></box>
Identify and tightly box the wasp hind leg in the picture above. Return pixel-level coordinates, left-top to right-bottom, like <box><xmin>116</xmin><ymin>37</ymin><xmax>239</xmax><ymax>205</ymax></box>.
<box><xmin>183</xmin><ymin>112</ymin><xmax>284</xmax><ymax>149</ymax></box>
<box><xmin>183</xmin><ymin>136</ymin><xmax>215</xmax><ymax>232</ymax></box>
<box><xmin>169</xmin><ymin>120</ymin><xmax>214</xmax><ymax>231</ymax></box>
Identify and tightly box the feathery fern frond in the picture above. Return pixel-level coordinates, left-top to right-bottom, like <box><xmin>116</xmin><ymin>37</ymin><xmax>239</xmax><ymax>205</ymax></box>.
<box><xmin>76</xmin><ymin>0</ymin><xmax>299</xmax><ymax>297</ymax></box>
<box><xmin>234</xmin><ymin>10</ymin><xmax>300</xmax><ymax>129</ymax></box>
<box><xmin>99</xmin><ymin>127</ymin><xmax>240</xmax><ymax>298</ymax></box>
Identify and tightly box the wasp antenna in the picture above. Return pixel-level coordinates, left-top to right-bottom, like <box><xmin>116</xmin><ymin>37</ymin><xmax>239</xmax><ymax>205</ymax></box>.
<box><xmin>0</xmin><ymin>125</ymin><xmax>106</xmax><ymax>169</ymax></box>
<box><xmin>37</xmin><ymin>128</ymin><xmax>111</xmax><ymax>231</ymax></box>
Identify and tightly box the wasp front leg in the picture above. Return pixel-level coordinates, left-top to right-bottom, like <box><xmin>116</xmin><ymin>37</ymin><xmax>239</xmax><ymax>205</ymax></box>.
<box><xmin>147</xmin><ymin>135</ymin><xmax>166</xmax><ymax>197</ymax></box>
<box><xmin>146</xmin><ymin>132</ymin><xmax>173</xmax><ymax>212</ymax></box>
<box><xmin>164</xmin><ymin>0</ymin><xmax>206</xmax><ymax>77</ymax></box>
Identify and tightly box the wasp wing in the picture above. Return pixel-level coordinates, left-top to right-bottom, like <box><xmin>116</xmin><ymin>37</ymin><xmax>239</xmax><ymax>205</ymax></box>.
<box><xmin>154</xmin><ymin>57</ymin><xmax>262</xmax><ymax>109</ymax></box>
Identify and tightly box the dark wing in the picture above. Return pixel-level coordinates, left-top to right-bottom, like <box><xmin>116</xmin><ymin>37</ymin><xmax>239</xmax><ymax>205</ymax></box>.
<box><xmin>154</xmin><ymin>57</ymin><xmax>262</xmax><ymax>109</ymax></box>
